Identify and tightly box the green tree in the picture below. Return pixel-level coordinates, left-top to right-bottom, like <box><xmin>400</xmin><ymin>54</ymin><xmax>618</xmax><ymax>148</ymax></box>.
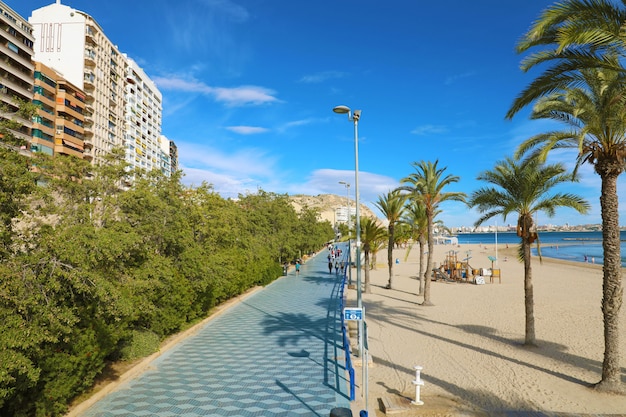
<box><xmin>468</xmin><ymin>156</ymin><xmax>589</xmax><ymax>346</ymax></box>
<box><xmin>297</xmin><ymin>206</ymin><xmax>334</xmax><ymax>256</ymax></box>
<box><xmin>374</xmin><ymin>190</ymin><xmax>406</xmax><ymax>290</ymax></box>
<box><xmin>359</xmin><ymin>217</ymin><xmax>387</xmax><ymax>294</ymax></box>
<box><xmin>399</xmin><ymin>160</ymin><xmax>466</xmax><ymax>305</ymax></box>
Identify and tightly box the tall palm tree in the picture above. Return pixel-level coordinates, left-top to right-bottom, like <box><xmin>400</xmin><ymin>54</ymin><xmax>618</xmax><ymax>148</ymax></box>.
<box><xmin>399</xmin><ymin>160</ymin><xmax>466</xmax><ymax>306</ymax></box>
<box><xmin>511</xmin><ymin>68</ymin><xmax>626</xmax><ymax>393</ymax></box>
<box><xmin>400</xmin><ymin>199</ymin><xmax>429</xmax><ymax>295</ymax></box>
<box><xmin>509</xmin><ymin>2</ymin><xmax>626</xmax><ymax>392</ymax></box>
<box><xmin>374</xmin><ymin>190</ymin><xmax>407</xmax><ymax>290</ymax></box>
<box><xmin>469</xmin><ymin>156</ymin><xmax>589</xmax><ymax>346</ymax></box>
<box><xmin>359</xmin><ymin>216</ymin><xmax>387</xmax><ymax>294</ymax></box>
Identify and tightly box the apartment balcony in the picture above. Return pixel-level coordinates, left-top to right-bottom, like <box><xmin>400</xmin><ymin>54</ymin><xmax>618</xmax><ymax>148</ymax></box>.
<box><xmin>84</xmin><ymin>50</ymin><xmax>96</xmax><ymax>67</ymax></box>
<box><xmin>82</xmin><ymin>147</ymin><xmax>93</xmax><ymax>161</ymax></box>
<box><xmin>83</xmin><ymin>73</ymin><xmax>95</xmax><ymax>91</ymax></box>
<box><xmin>0</xmin><ymin>74</ymin><xmax>33</xmax><ymax>101</ymax></box>
<box><xmin>85</xmin><ymin>25</ymin><xmax>97</xmax><ymax>45</ymax></box>
<box><xmin>0</xmin><ymin>45</ymin><xmax>34</xmax><ymax>73</ymax></box>
<box><xmin>55</xmin><ymin>142</ymin><xmax>84</xmax><ymax>159</ymax></box>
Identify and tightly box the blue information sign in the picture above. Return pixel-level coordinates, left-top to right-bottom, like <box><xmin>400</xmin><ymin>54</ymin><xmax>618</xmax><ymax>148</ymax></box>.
<box><xmin>343</xmin><ymin>307</ymin><xmax>363</xmax><ymax>321</ymax></box>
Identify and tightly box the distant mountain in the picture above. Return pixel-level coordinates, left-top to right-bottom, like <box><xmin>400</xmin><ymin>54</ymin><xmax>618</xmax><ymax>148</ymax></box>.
<box><xmin>290</xmin><ymin>194</ymin><xmax>379</xmax><ymax>225</ymax></box>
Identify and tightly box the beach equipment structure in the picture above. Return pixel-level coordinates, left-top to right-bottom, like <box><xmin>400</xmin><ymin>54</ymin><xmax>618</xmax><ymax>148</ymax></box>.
<box><xmin>491</xmin><ymin>268</ymin><xmax>501</xmax><ymax>283</ymax></box>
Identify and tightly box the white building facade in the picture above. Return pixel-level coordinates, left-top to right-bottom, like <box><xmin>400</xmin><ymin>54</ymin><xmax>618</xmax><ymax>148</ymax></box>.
<box><xmin>28</xmin><ymin>1</ymin><xmax>165</xmax><ymax>173</ymax></box>
<box><xmin>0</xmin><ymin>1</ymin><xmax>34</xmax><ymax>145</ymax></box>
<box><xmin>124</xmin><ymin>57</ymin><xmax>165</xmax><ymax>175</ymax></box>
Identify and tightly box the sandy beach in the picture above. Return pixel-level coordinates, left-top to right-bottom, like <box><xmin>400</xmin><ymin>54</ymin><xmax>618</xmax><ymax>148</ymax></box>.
<box><xmin>346</xmin><ymin>242</ymin><xmax>626</xmax><ymax>416</ymax></box>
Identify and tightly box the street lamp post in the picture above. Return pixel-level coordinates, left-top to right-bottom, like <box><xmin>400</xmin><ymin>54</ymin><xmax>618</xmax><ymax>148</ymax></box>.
<box><xmin>333</xmin><ymin>105</ymin><xmax>362</xmax><ymax>312</ymax></box>
<box><xmin>339</xmin><ymin>181</ymin><xmax>351</xmax><ymax>286</ymax></box>
<box><xmin>334</xmin><ymin>105</ymin><xmax>367</xmax><ymax>411</ymax></box>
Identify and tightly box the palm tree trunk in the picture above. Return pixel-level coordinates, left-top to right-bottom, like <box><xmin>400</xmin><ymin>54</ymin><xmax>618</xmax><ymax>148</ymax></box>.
<box><xmin>364</xmin><ymin>249</ymin><xmax>371</xmax><ymax>294</ymax></box>
<box><xmin>596</xmin><ymin>171</ymin><xmax>624</xmax><ymax>393</ymax></box>
<box><xmin>387</xmin><ymin>225</ymin><xmax>394</xmax><ymax>289</ymax></box>
<box><xmin>423</xmin><ymin>213</ymin><xmax>434</xmax><ymax>306</ymax></box>
<box><xmin>418</xmin><ymin>238</ymin><xmax>425</xmax><ymax>295</ymax></box>
<box><xmin>522</xmin><ymin>236</ymin><xmax>536</xmax><ymax>346</ymax></box>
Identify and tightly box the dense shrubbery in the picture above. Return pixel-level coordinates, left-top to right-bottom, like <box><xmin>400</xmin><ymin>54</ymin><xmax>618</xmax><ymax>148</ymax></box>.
<box><xmin>0</xmin><ymin>148</ymin><xmax>333</xmax><ymax>417</ymax></box>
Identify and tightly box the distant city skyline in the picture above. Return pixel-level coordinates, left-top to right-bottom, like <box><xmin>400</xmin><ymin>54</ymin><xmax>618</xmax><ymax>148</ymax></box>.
<box><xmin>13</xmin><ymin>0</ymin><xmax>626</xmax><ymax>227</ymax></box>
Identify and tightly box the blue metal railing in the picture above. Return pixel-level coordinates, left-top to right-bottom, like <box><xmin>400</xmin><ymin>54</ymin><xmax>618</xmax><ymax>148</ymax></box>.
<box><xmin>338</xmin><ymin>245</ymin><xmax>356</xmax><ymax>401</ymax></box>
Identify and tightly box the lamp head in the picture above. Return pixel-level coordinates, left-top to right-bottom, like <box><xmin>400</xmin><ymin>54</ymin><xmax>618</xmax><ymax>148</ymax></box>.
<box><xmin>333</xmin><ymin>105</ymin><xmax>350</xmax><ymax>114</ymax></box>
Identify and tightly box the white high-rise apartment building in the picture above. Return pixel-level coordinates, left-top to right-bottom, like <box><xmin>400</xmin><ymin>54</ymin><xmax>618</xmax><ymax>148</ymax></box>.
<box><xmin>124</xmin><ymin>57</ymin><xmax>165</xmax><ymax>176</ymax></box>
<box><xmin>28</xmin><ymin>1</ymin><xmax>167</xmax><ymax>175</ymax></box>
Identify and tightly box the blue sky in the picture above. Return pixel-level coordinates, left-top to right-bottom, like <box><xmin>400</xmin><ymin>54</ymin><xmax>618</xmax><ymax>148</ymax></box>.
<box><xmin>14</xmin><ymin>0</ymin><xmax>621</xmax><ymax>228</ymax></box>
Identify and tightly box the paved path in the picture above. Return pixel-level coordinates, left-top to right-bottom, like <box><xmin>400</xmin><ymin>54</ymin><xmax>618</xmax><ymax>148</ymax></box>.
<box><xmin>79</xmin><ymin>245</ymin><xmax>351</xmax><ymax>416</ymax></box>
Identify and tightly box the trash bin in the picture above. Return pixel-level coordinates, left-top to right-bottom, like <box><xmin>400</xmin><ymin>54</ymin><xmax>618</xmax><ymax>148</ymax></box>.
<box><xmin>329</xmin><ymin>407</ymin><xmax>352</xmax><ymax>417</ymax></box>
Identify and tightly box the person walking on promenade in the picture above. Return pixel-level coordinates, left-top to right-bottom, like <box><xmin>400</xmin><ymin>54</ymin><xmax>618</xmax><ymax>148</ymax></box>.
<box><xmin>295</xmin><ymin>261</ymin><xmax>301</xmax><ymax>275</ymax></box>
<box><xmin>334</xmin><ymin>261</ymin><xmax>339</xmax><ymax>274</ymax></box>
<box><xmin>328</xmin><ymin>261</ymin><xmax>333</xmax><ymax>274</ymax></box>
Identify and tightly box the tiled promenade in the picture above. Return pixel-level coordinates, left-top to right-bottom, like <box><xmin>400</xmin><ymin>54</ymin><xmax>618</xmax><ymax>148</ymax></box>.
<box><xmin>79</xmin><ymin>246</ymin><xmax>351</xmax><ymax>416</ymax></box>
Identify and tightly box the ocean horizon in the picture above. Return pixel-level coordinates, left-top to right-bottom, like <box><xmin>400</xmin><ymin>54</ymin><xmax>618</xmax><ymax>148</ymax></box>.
<box><xmin>454</xmin><ymin>231</ymin><xmax>624</xmax><ymax>267</ymax></box>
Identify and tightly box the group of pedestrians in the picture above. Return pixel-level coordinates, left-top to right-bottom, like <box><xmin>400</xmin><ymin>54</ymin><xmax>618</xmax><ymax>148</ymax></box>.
<box><xmin>326</xmin><ymin>244</ymin><xmax>345</xmax><ymax>275</ymax></box>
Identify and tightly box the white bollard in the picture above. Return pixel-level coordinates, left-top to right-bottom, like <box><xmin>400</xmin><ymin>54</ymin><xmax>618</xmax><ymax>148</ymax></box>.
<box><xmin>411</xmin><ymin>365</ymin><xmax>424</xmax><ymax>406</ymax></box>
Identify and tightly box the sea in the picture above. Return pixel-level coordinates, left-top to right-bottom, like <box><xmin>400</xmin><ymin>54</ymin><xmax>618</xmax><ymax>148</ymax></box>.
<box><xmin>455</xmin><ymin>231</ymin><xmax>626</xmax><ymax>267</ymax></box>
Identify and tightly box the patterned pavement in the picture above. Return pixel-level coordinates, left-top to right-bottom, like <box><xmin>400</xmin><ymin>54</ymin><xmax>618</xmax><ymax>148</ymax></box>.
<box><xmin>79</xmin><ymin>246</ymin><xmax>351</xmax><ymax>417</ymax></box>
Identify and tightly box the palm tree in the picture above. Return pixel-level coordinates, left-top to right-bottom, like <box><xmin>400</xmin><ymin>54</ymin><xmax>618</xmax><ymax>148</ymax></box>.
<box><xmin>469</xmin><ymin>156</ymin><xmax>589</xmax><ymax>346</ymax></box>
<box><xmin>509</xmin><ymin>2</ymin><xmax>626</xmax><ymax>392</ymax></box>
<box><xmin>510</xmin><ymin>68</ymin><xmax>626</xmax><ymax>393</ymax></box>
<box><xmin>374</xmin><ymin>190</ymin><xmax>407</xmax><ymax>290</ymax></box>
<box><xmin>359</xmin><ymin>216</ymin><xmax>387</xmax><ymax>294</ymax></box>
<box><xmin>399</xmin><ymin>160</ymin><xmax>466</xmax><ymax>306</ymax></box>
<box><xmin>507</xmin><ymin>0</ymin><xmax>626</xmax><ymax>119</ymax></box>
<box><xmin>400</xmin><ymin>199</ymin><xmax>429</xmax><ymax>295</ymax></box>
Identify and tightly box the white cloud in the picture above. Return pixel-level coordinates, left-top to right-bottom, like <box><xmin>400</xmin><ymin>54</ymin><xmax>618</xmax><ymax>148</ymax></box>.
<box><xmin>411</xmin><ymin>124</ymin><xmax>449</xmax><ymax>135</ymax></box>
<box><xmin>299</xmin><ymin>71</ymin><xmax>346</xmax><ymax>83</ymax></box>
<box><xmin>445</xmin><ymin>71</ymin><xmax>476</xmax><ymax>85</ymax></box>
<box><xmin>197</xmin><ymin>0</ymin><xmax>250</xmax><ymax>22</ymax></box>
<box><xmin>226</xmin><ymin>126</ymin><xmax>269</xmax><ymax>134</ymax></box>
<box><xmin>213</xmin><ymin>85</ymin><xmax>280</xmax><ymax>106</ymax></box>
<box><xmin>153</xmin><ymin>76</ymin><xmax>280</xmax><ymax>106</ymax></box>
<box><xmin>177</xmin><ymin>141</ymin><xmax>276</xmax><ymax>178</ymax></box>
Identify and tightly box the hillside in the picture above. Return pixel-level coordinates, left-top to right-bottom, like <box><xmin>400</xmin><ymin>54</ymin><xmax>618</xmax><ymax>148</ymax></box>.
<box><xmin>290</xmin><ymin>194</ymin><xmax>380</xmax><ymax>225</ymax></box>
